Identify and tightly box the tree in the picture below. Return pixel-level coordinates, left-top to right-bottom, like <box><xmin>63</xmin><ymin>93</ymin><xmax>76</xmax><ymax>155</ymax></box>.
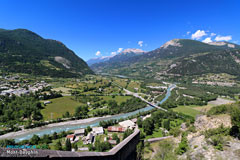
<box><xmin>123</xmin><ymin>129</ymin><xmax>134</xmax><ymax>139</ymax></box>
<box><xmin>41</xmin><ymin>134</ymin><xmax>52</xmax><ymax>144</ymax></box>
<box><xmin>85</xmin><ymin>126</ymin><xmax>92</xmax><ymax>136</ymax></box>
<box><xmin>142</xmin><ymin>118</ymin><xmax>154</xmax><ymax>135</ymax></box>
<box><xmin>163</xmin><ymin>119</ymin><xmax>170</xmax><ymax>131</ymax></box>
<box><xmin>75</xmin><ymin>105</ymin><xmax>89</xmax><ymax>118</ymax></box>
<box><xmin>65</xmin><ymin>138</ymin><xmax>72</xmax><ymax>151</ymax></box>
<box><xmin>136</xmin><ymin>141</ymin><xmax>144</xmax><ymax>160</ymax></box>
<box><xmin>137</xmin><ymin>118</ymin><xmax>143</xmax><ymax>128</ymax></box>
<box><xmin>55</xmin><ymin>140</ymin><xmax>62</xmax><ymax>150</ymax></box>
<box><xmin>73</xmin><ymin>143</ymin><xmax>78</xmax><ymax>151</ymax></box>
<box><xmin>52</xmin><ymin>132</ymin><xmax>58</xmax><ymax>140</ymax></box>
<box><xmin>230</xmin><ymin>106</ymin><xmax>240</xmax><ymax>139</ymax></box>
<box><xmin>30</xmin><ymin>134</ymin><xmax>40</xmax><ymax>145</ymax></box>
<box><xmin>112</xmin><ymin>133</ymin><xmax>120</xmax><ymax>144</ymax></box>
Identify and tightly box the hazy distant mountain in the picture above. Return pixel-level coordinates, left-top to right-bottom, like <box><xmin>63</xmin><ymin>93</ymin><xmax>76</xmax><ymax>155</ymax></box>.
<box><xmin>87</xmin><ymin>56</ymin><xmax>112</xmax><ymax>66</ymax></box>
<box><xmin>0</xmin><ymin>28</ymin><xmax>93</xmax><ymax>77</ymax></box>
<box><xmin>91</xmin><ymin>39</ymin><xmax>240</xmax><ymax>79</ymax></box>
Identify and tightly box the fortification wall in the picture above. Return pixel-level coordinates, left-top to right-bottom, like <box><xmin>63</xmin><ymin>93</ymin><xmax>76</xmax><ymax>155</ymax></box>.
<box><xmin>0</xmin><ymin>129</ymin><xmax>140</xmax><ymax>160</ymax></box>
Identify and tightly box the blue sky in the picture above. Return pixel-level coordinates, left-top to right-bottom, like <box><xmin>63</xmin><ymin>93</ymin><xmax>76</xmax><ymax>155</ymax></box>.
<box><xmin>0</xmin><ymin>0</ymin><xmax>239</xmax><ymax>61</ymax></box>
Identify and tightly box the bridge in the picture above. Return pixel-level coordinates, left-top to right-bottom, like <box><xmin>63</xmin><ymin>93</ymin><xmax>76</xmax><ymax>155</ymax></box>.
<box><xmin>123</xmin><ymin>88</ymin><xmax>168</xmax><ymax>112</ymax></box>
<box><xmin>112</xmin><ymin>82</ymin><xmax>168</xmax><ymax>112</ymax></box>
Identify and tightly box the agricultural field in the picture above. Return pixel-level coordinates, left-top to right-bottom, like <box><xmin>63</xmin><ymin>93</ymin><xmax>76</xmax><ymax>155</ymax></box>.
<box><xmin>126</xmin><ymin>81</ymin><xmax>141</xmax><ymax>92</ymax></box>
<box><xmin>41</xmin><ymin>96</ymin><xmax>84</xmax><ymax>120</ymax></box>
<box><xmin>172</xmin><ymin>105</ymin><xmax>201</xmax><ymax>117</ymax></box>
<box><xmin>113</xmin><ymin>78</ymin><xmax>128</xmax><ymax>88</ymax></box>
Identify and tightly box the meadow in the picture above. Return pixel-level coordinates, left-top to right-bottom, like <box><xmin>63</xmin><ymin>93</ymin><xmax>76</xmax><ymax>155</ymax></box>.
<box><xmin>41</xmin><ymin>96</ymin><xmax>84</xmax><ymax>120</ymax></box>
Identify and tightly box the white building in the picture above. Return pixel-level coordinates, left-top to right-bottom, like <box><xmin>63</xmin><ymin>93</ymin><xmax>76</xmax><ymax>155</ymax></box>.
<box><xmin>119</xmin><ymin>120</ymin><xmax>135</xmax><ymax>129</ymax></box>
<box><xmin>74</xmin><ymin>128</ymin><xmax>85</xmax><ymax>137</ymax></box>
<box><xmin>92</xmin><ymin>127</ymin><xmax>104</xmax><ymax>135</ymax></box>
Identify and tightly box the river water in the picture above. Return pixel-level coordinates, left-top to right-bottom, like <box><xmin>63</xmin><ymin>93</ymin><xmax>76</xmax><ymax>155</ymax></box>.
<box><xmin>13</xmin><ymin>84</ymin><xmax>176</xmax><ymax>142</ymax></box>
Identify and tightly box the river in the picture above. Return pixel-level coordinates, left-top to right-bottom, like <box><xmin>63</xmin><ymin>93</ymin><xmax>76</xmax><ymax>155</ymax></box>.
<box><xmin>1</xmin><ymin>84</ymin><xmax>176</xmax><ymax>142</ymax></box>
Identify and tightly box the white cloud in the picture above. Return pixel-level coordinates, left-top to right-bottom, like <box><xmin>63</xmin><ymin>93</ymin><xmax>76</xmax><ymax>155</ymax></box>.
<box><xmin>202</xmin><ymin>37</ymin><xmax>212</xmax><ymax>43</ymax></box>
<box><xmin>210</xmin><ymin>33</ymin><xmax>216</xmax><ymax>37</ymax></box>
<box><xmin>111</xmin><ymin>52</ymin><xmax>117</xmax><ymax>56</ymax></box>
<box><xmin>186</xmin><ymin>31</ymin><xmax>191</xmax><ymax>35</ymax></box>
<box><xmin>191</xmin><ymin>30</ymin><xmax>207</xmax><ymax>40</ymax></box>
<box><xmin>117</xmin><ymin>48</ymin><xmax>123</xmax><ymax>53</ymax></box>
<box><xmin>95</xmin><ymin>51</ymin><xmax>101</xmax><ymax>56</ymax></box>
<box><xmin>215</xmin><ymin>35</ymin><xmax>232</xmax><ymax>41</ymax></box>
<box><xmin>138</xmin><ymin>41</ymin><xmax>143</xmax><ymax>47</ymax></box>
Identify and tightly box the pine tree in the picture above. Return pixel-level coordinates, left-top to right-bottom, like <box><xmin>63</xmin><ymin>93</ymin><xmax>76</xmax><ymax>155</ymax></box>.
<box><xmin>65</xmin><ymin>138</ymin><xmax>72</xmax><ymax>151</ymax></box>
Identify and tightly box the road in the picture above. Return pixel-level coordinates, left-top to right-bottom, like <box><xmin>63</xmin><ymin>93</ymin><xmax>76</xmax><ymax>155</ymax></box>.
<box><xmin>113</xmin><ymin>82</ymin><xmax>168</xmax><ymax>112</ymax></box>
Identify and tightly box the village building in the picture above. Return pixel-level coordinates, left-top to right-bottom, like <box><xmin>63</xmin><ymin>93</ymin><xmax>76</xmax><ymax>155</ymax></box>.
<box><xmin>119</xmin><ymin>120</ymin><xmax>135</xmax><ymax>129</ymax></box>
<box><xmin>92</xmin><ymin>127</ymin><xmax>104</xmax><ymax>135</ymax></box>
<box><xmin>84</xmin><ymin>132</ymin><xmax>94</xmax><ymax>144</ymax></box>
<box><xmin>66</xmin><ymin>134</ymin><xmax>75</xmax><ymax>142</ymax></box>
<box><xmin>131</xmin><ymin>118</ymin><xmax>137</xmax><ymax>123</ymax></box>
<box><xmin>107</xmin><ymin>126</ymin><xmax>125</xmax><ymax>132</ymax></box>
<box><xmin>74</xmin><ymin>128</ymin><xmax>85</xmax><ymax>137</ymax></box>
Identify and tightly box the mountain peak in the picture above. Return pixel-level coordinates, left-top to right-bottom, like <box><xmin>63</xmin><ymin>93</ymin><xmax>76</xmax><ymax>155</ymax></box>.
<box><xmin>160</xmin><ymin>39</ymin><xmax>182</xmax><ymax>49</ymax></box>
<box><xmin>121</xmin><ymin>48</ymin><xmax>145</xmax><ymax>54</ymax></box>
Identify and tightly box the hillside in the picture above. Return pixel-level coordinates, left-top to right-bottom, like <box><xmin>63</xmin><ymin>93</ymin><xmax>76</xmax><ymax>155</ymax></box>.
<box><xmin>91</xmin><ymin>39</ymin><xmax>240</xmax><ymax>79</ymax></box>
<box><xmin>0</xmin><ymin>29</ymin><xmax>93</xmax><ymax>77</ymax></box>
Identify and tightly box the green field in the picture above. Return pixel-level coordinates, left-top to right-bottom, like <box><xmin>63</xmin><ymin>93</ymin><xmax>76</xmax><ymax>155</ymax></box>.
<box><xmin>41</xmin><ymin>95</ymin><xmax>132</xmax><ymax>120</ymax></box>
<box><xmin>172</xmin><ymin>105</ymin><xmax>201</xmax><ymax>117</ymax></box>
<box><xmin>127</xmin><ymin>81</ymin><xmax>141</xmax><ymax>92</ymax></box>
<box><xmin>41</xmin><ymin>96</ymin><xmax>84</xmax><ymax>120</ymax></box>
<box><xmin>145</xmin><ymin>128</ymin><xmax>163</xmax><ymax>139</ymax></box>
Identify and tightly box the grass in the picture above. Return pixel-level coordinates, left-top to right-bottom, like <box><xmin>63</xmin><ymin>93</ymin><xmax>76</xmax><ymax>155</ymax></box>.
<box><xmin>41</xmin><ymin>96</ymin><xmax>84</xmax><ymax>120</ymax></box>
<box><xmin>41</xmin><ymin>95</ymin><xmax>132</xmax><ymax>120</ymax></box>
<box><xmin>173</xmin><ymin>105</ymin><xmax>201</xmax><ymax>117</ymax></box>
<box><xmin>145</xmin><ymin>128</ymin><xmax>163</xmax><ymax>139</ymax></box>
<box><xmin>114</xmin><ymin>79</ymin><xmax>128</xmax><ymax>88</ymax></box>
<box><xmin>193</xmin><ymin>104</ymin><xmax>215</xmax><ymax>112</ymax></box>
<box><xmin>127</xmin><ymin>81</ymin><xmax>141</xmax><ymax>92</ymax></box>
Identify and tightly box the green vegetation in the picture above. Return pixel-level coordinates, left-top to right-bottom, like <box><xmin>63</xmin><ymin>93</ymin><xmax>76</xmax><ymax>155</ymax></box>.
<box><xmin>0</xmin><ymin>94</ymin><xmax>43</xmax><ymax>133</ymax></box>
<box><xmin>172</xmin><ymin>105</ymin><xmax>201</xmax><ymax>117</ymax></box>
<box><xmin>204</xmin><ymin>124</ymin><xmax>230</xmax><ymax>151</ymax></box>
<box><xmin>123</xmin><ymin>129</ymin><xmax>134</xmax><ymax>139</ymax></box>
<box><xmin>153</xmin><ymin>140</ymin><xmax>177</xmax><ymax>160</ymax></box>
<box><xmin>0</xmin><ymin>29</ymin><xmax>93</xmax><ymax>77</ymax></box>
<box><xmin>139</xmin><ymin>110</ymin><xmax>192</xmax><ymax>138</ymax></box>
<box><xmin>176</xmin><ymin>132</ymin><xmax>189</xmax><ymax>155</ymax></box>
<box><xmin>41</xmin><ymin>96</ymin><xmax>83</xmax><ymax>120</ymax></box>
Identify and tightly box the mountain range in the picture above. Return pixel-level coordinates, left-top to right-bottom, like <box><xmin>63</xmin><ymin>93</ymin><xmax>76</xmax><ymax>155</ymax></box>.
<box><xmin>90</xmin><ymin>39</ymin><xmax>240</xmax><ymax>79</ymax></box>
<box><xmin>1</xmin><ymin>28</ymin><xmax>240</xmax><ymax>80</ymax></box>
<box><xmin>87</xmin><ymin>48</ymin><xmax>145</xmax><ymax>66</ymax></box>
<box><xmin>0</xmin><ymin>29</ymin><xmax>93</xmax><ymax>77</ymax></box>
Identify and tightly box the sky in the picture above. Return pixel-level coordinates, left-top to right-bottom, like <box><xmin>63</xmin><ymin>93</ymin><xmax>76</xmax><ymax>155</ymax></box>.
<box><xmin>0</xmin><ymin>0</ymin><xmax>240</xmax><ymax>61</ymax></box>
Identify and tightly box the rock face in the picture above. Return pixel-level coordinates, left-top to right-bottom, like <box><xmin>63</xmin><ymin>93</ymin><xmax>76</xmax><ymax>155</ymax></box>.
<box><xmin>54</xmin><ymin>56</ymin><xmax>71</xmax><ymax>69</ymax></box>
<box><xmin>180</xmin><ymin>115</ymin><xmax>240</xmax><ymax>160</ymax></box>
<box><xmin>194</xmin><ymin>115</ymin><xmax>232</xmax><ymax>132</ymax></box>
<box><xmin>160</xmin><ymin>39</ymin><xmax>182</xmax><ymax>49</ymax></box>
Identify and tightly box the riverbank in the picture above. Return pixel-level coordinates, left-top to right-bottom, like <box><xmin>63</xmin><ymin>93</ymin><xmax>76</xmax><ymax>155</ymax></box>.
<box><xmin>0</xmin><ymin>84</ymin><xmax>175</xmax><ymax>142</ymax></box>
<box><xmin>0</xmin><ymin>116</ymin><xmax>111</xmax><ymax>141</ymax></box>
